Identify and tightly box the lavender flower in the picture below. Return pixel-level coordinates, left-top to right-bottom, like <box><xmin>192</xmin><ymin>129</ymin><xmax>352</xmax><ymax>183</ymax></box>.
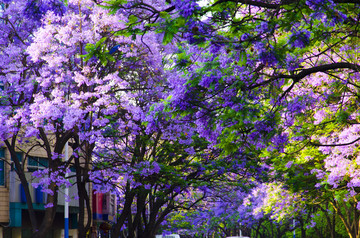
<box><xmin>285</xmin><ymin>161</ymin><xmax>293</xmax><ymax>169</ymax></box>
<box><xmin>289</xmin><ymin>30</ymin><xmax>311</xmax><ymax>49</ymax></box>
<box><xmin>173</xmin><ymin>0</ymin><xmax>200</xmax><ymax>18</ymax></box>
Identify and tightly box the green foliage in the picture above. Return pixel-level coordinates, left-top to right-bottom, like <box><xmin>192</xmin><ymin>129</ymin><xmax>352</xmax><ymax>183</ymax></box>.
<box><xmin>79</xmin><ymin>37</ymin><xmax>116</xmax><ymax>66</ymax></box>
<box><xmin>61</xmin><ymin>0</ymin><xmax>68</xmax><ymax>6</ymax></box>
<box><xmin>102</xmin><ymin>0</ymin><xmax>128</xmax><ymax>14</ymax></box>
<box><xmin>97</xmin><ymin>0</ymin><xmax>360</xmax><ymax>236</ymax></box>
<box><xmin>162</xmin><ymin>17</ymin><xmax>186</xmax><ymax>45</ymax></box>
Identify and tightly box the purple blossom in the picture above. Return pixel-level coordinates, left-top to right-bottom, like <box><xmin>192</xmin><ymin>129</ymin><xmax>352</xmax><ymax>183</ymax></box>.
<box><xmin>285</xmin><ymin>161</ymin><xmax>293</xmax><ymax>169</ymax></box>
<box><xmin>256</xmin><ymin>21</ymin><xmax>269</xmax><ymax>33</ymax></box>
<box><xmin>255</xmin><ymin>43</ymin><xmax>278</xmax><ymax>66</ymax></box>
<box><xmin>173</xmin><ymin>0</ymin><xmax>200</xmax><ymax>18</ymax></box>
<box><xmin>44</xmin><ymin>203</ymin><xmax>54</xmax><ymax>208</ymax></box>
<box><xmin>289</xmin><ymin>30</ymin><xmax>311</xmax><ymax>49</ymax></box>
<box><xmin>286</xmin><ymin>54</ymin><xmax>301</xmax><ymax>71</ymax></box>
<box><xmin>24</xmin><ymin>0</ymin><xmax>66</xmax><ymax>22</ymax></box>
<box><xmin>241</xmin><ymin>33</ymin><xmax>250</xmax><ymax>41</ymax></box>
<box><xmin>305</xmin><ymin>0</ymin><xmax>334</xmax><ymax>11</ymax></box>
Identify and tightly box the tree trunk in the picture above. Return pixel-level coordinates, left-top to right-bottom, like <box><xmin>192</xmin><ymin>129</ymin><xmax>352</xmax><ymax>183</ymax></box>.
<box><xmin>6</xmin><ymin>140</ymin><xmax>58</xmax><ymax>238</ymax></box>
<box><xmin>111</xmin><ymin>184</ymin><xmax>135</xmax><ymax>238</ymax></box>
<box><xmin>33</xmin><ymin>182</ymin><xmax>58</xmax><ymax>238</ymax></box>
<box><xmin>133</xmin><ymin>190</ymin><xmax>148</xmax><ymax>238</ymax></box>
<box><xmin>77</xmin><ymin>180</ymin><xmax>91</xmax><ymax>237</ymax></box>
<box><xmin>74</xmin><ymin>140</ymin><xmax>94</xmax><ymax>237</ymax></box>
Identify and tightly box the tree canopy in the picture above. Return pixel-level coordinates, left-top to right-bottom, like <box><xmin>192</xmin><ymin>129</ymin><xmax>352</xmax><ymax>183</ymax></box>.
<box><xmin>1</xmin><ymin>0</ymin><xmax>360</xmax><ymax>237</ymax></box>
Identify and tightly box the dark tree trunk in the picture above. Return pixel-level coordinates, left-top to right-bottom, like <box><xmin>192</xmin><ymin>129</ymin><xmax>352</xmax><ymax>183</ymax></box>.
<box><xmin>73</xmin><ymin>140</ymin><xmax>94</xmax><ymax>237</ymax></box>
<box><xmin>5</xmin><ymin>139</ymin><xmax>60</xmax><ymax>238</ymax></box>
<box><xmin>33</xmin><ymin>182</ymin><xmax>58</xmax><ymax>238</ymax></box>
<box><xmin>5</xmin><ymin>140</ymin><xmax>39</xmax><ymax>232</ymax></box>
<box><xmin>111</xmin><ymin>183</ymin><xmax>135</xmax><ymax>238</ymax></box>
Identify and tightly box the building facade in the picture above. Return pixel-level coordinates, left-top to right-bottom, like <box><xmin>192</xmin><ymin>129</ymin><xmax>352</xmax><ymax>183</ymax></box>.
<box><xmin>0</xmin><ymin>147</ymin><xmax>118</xmax><ymax>238</ymax></box>
<box><xmin>0</xmin><ymin>148</ymin><xmax>80</xmax><ymax>238</ymax></box>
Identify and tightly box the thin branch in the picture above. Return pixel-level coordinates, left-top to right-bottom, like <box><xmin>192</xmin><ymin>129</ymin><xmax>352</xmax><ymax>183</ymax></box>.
<box><xmin>311</xmin><ymin>137</ymin><xmax>360</xmax><ymax>147</ymax></box>
<box><xmin>211</xmin><ymin>0</ymin><xmax>359</xmax><ymax>9</ymax></box>
<box><xmin>248</xmin><ymin>62</ymin><xmax>360</xmax><ymax>91</ymax></box>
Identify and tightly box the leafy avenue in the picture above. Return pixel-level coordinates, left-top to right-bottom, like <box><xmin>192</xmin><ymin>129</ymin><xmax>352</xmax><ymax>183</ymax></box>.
<box><xmin>0</xmin><ymin>0</ymin><xmax>359</xmax><ymax>237</ymax></box>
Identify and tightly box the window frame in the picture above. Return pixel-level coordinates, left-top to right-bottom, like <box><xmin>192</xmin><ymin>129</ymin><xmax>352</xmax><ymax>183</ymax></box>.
<box><xmin>0</xmin><ymin>148</ymin><xmax>6</xmax><ymax>186</ymax></box>
<box><xmin>27</xmin><ymin>156</ymin><xmax>48</xmax><ymax>172</ymax></box>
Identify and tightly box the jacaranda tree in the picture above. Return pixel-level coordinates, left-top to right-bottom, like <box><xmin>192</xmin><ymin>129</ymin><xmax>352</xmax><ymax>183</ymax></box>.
<box><xmin>1</xmin><ymin>0</ymin><xmax>172</xmax><ymax>237</ymax></box>
<box><xmin>2</xmin><ymin>0</ymin><xmax>360</xmax><ymax>237</ymax></box>
<box><xmin>0</xmin><ymin>1</ymin><xmax>69</xmax><ymax>237</ymax></box>
<box><xmin>102</xmin><ymin>0</ymin><xmax>360</xmax><ymax>237</ymax></box>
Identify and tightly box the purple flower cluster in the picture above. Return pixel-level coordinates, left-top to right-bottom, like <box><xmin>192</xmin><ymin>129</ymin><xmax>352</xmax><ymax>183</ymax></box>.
<box><xmin>173</xmin><ymin>0</ymin><xmax>201</xmax><ymax>18</ymax></box>
<box><xmin>24</xmin><ymin>0</ymin><xmax>66</xmax><ymax>21</ymax></box>
<box><xmin>255</xmin><ymin>42</ymin><xmax>278</xmax><ymax>67</ymax></box>
<box><xmin>256</xmin><ymin>21</ymin><xmax>270</xmax><ymax>34</ymax></box>
<box><xmin>289</xmin><ymin>30</ymin><xmax>311</xmax><ymax>49</ymax></box>
<box><xmin>305</xmin><ymin>0</ymin><xmax>334</xmax><ymax>11</ymax></box>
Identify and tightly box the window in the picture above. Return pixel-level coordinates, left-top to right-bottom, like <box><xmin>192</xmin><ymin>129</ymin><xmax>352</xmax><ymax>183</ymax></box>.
<box><xmin>110</xmin><ymin>194</ymin><xmax>116</xmax><ymax>215</ymax></box>
<box><xmin>0</xmin><ymin>148</ymin><xmax>4</xmax><ymax>186</ymax></box>
<box><xmin>10</xmin><ymin>152</ymin><xmax>23</xmax><ymax>171</ymax></box>
<box><xmin>28</xmin><ymin>156</ymin><xmax>48</xmax><ymax>172</ymax></box>
<box><xmin>11</xmin><ymin>152</ymin><xmax>23</xmax><ymax>162</ymax></box>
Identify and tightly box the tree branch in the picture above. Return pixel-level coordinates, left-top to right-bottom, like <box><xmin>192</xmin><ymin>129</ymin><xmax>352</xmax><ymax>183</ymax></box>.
<box><xmin>211</xmin><ymin>0</ymin><xmax>359</xmax><ymax>9</ymax></box>
<box><xmin>248</xmin><ymin>62</ymin><xmax>360</xmax><ymax>91</ymax></box>
<box><xmin>310</xmin><ymin>137</ymin><xmax>360</xmax><ymax>147</ymax></box>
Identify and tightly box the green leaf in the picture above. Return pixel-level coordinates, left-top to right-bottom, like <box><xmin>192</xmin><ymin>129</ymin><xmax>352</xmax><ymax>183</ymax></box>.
<box><xmin>106</xmin><ymin>54</ymin><xmax>115</xmax><ymax>62</ymax></box>
<box><xmin>238</xmin><ymin>51</ymin><xmax>247</xmax><ymax>66</ymax></box>
<box><xmin>174</xmin><ymin>17</ymin><xmax>186</xmax><ymax>27</ymax></box>
<box><xmin>159</xmin><ymin>11</ymin><xmax>171</xmax><ymax>19</ymax></box>
<box><xmin>336</xmin><ymin>111</ymin><xmax>349</xmax><ymax>123</ymax></box>
<box><xmin>85</xmin><ymin>43</ymin><xmax>95</xmax><ymax>52</ymax></box>
<box><xmin>163</xmin><ymin>30</ymin><xmax>174</xmax><ymax>45</ymax></box>
<box><xmin>95</xmin><ymin>37</ymin><xmax>107</xmax><ymax>48</ymax></box>
<box><xmin>145</xmin><ymin>23</ymin><xmax>159</xmax><ymax>28</ymax></box>
<box><xmin>128</xmin><ymin>15</ymin><xmax>138</xmax><ymax>25</ymax></box>
<box><xmin>114</xmin><ymin>30</ymin><xmax>132</xmax><ymax>37</ymax></box>
<box><xmin>99</xmin><ymin>55</ymin><xmax>108</xmax><ymax>66</ymax></box>
<box><xmin>61</xmin><ymin>0</ymin><xmax>68</xmax><ymax>6</ymax></box>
